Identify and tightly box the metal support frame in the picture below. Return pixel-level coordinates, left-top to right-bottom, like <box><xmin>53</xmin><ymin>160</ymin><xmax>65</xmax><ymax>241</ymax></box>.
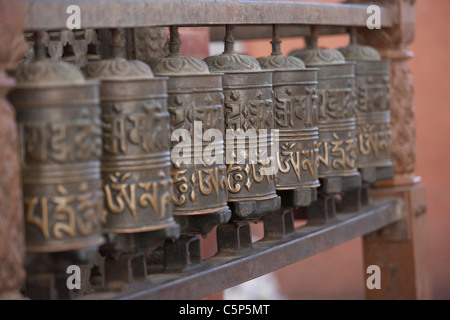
<box><xmin>22</xmin><ymin>1</ymin><xmax>395</xmax><ymax>31</ymax></box>
<box><xmin>78</xmin><ymin>199</ymin><xmax>403</xmax><ymax>300</ymax></box>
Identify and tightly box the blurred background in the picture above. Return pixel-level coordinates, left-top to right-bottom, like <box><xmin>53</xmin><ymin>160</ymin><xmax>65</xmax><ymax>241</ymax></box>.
<box><xmin>185</xmin><ymin>0</ymin><xmax>450</xmax><ymax>300</ymax></box>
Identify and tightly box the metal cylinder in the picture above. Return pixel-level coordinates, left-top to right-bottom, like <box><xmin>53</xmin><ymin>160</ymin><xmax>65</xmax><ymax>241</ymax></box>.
<box><xmin>9</xmin><ymin>56</ymin><xmax>104</xmax><ymax>253</ymax></box>
<box><xmin>290</xmin><ymin>33</ymin><xmax>360</xmax><ymax>193</ymax></box>
<box><xmin>204</xmin><ymin>26</ymin><xmax>280</xmax><ymax>219</ymax></box>
<box><xmin>338</xmin><ymin>37</ymin><xmax>393</xmax><ymax>183</ymax></box>
<box><xmin>83</xmin><ymin>57</ymin><xmax>178</xmax><ymax>236</ymax></box>
<box><xmin>150</xmin><ymin>27</ymin><xmax>230</xmax><ymax>234</ymax></box>
<box><xmin>257</xmin><ymin>26</ymin><xmax>320</xmax><ymax>207</ymax></box>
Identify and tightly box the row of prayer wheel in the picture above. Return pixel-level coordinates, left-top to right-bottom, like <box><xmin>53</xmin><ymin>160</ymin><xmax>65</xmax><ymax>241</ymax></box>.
<box><xmin>9</xmin><ymin>26</ymin><xmax>393</xmax><ymax>254</ymax></box>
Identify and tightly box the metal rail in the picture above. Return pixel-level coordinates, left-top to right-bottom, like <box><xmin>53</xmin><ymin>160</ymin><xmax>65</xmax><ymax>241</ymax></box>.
<box><xmin>23</xmin><ymin>0</ymin><xmax>395</xmax><ymax>31</ymax></box>
<box><xmin>81</xmin><ymin>198</ymin><xmax>403</xmax><ymax>300</ymax></box>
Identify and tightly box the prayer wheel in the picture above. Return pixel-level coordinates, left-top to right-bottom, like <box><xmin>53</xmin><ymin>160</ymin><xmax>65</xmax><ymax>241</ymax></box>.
<box><xmin>83</xmin><ymin>29</ymin><xmax>179</xmax><ymax>242</ymax></box>
<box><xmin>290</xmin><ymin>29</ymin><xmax>361</xmax><ymax>194</ymax></box>
<box><xmin>205</xmin><ymin>26</ymin><xmax>280</xmax><ymax>219</ymax></box>
<box><xmin>337</xmin><ymin>30</ymin><xmax>393</xmax><ymax>183</ymax></box>
<box><xmin>150</xmin><ymin>27</ymin><xmax>231</xmax><ymax>234</ymax></box>
<box><xmin>9</xmin><ymin>33</ymin><xmax>104</xmax><ymax>253</ymax></box>
<box><xmin>257</xmin><ymin>25</ymin><xmax>320</xmax><ymax>207</ymax></box>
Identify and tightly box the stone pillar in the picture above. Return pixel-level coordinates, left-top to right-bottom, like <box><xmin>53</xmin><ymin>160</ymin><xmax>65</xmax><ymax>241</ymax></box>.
<box><xmin>0</xmin><ymin>0</ymin><xmax>26</xmax><ymax>299</ymax></box>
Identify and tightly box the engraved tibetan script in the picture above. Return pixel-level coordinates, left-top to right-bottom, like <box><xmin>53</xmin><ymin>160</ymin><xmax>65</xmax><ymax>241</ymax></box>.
<box><xmin>172</xmin><ymin>164</ymin><xmax>227</xmax><ymax>206</ymax></box>
<box><xmin>104</xmin><ymin>171</ymin><xmax>171</xmax><ymax>220</ymax></box>
<box><xmin>103</xmin><ymin>102</ymin><xmax>168</xmax><ymax>155</ymax></box>
<box><xmin>358</xmin><ymin>124</ymin><xmax>390</xmax><ymax>158</ymax></box>
<box><xmin>318</xmin><ymin>132</ymin><xmax>357</xmax><ymax>170</ymax></box>
<box><xmin>275</xmin><ymin>87</ymin><xmax>318</xmax><ymax>128</ymax></box>
<box><xmin>20</xmin><ymin>117</ymin><xmax>100</xmax><ymax>164</ymax></box>
<box><xmin>277</xmin><ymin>142</ymin><xmax>319</xmax><ymax>182</ymax></box>
<box><xmin>25</xmin><ymin>183</ymin><xmax>102</xmax><ymax>240</ymax></box>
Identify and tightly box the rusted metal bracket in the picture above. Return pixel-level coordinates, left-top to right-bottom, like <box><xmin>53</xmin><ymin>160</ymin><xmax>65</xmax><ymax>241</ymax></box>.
<box><xmin>217</xmin><ymin>221</ymin><xmax>252</xmax><ymax>254</ymax></box>
<box><xmin>164</xmin><ymin>236</ymin><xmax>202</xmax><ymax>272</ymax></box>
<box><xmin>104</xmin><ymin>252</ymin><xmax>147</xmax><ymax>288</ymax></box>
<box><xmin>305</xmin><ymin>194</ymin><xmax>337</xmax><ymax>225</ymax></box>
<box><xmin>263</xmin><ymin>208</ymin><xmax>296</xmax><ymax>240</ymax></box>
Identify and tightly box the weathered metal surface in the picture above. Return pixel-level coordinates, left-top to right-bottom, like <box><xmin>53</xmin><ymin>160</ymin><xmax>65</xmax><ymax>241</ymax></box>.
<box><xmin>80</xmin><ymin>198</ymin><xmax>403</xmax><ymax>300</ymax></box>
<box><xmin>80</xmin><ymin>30</ymin><xmax>181</xmax><ymax>277</ymax></box>
<box><xmin>338</xmin><ymin>32</ymin><xmax>393</xmax><ymax>183</ymax></box>
<box><xmin>204</xmin><ymin>26</ymin><xmax>280</xmax><ymax>219</ymax></box>
<box><xmin>290</xmin><ymin>30</ymin><xmax>361</xmax><ymax>194</ymax></box>
<box><xmin>263</xmin><ymin>207</ymin><xmax>295</xmax><ymax>240</ymax></box>
<box><xmin>257</xmin><ymin>26</ymin><xmax>319</xmax><ymax>207</ymax></box>
<box><xmin>104</xmin><ymin>252</ymin><xmax>147</xmax><ymax>287</ymax></box>
<box><xmin>150</xmin><ymin>27</ymin><xmax>230</xmax><ymax>235</ymax></box>
<box><xmin>9</xmin><ymin>34</ymin><xmax>104</xmax><ymax>253</ymax></box>
<box><xmin>217</xmin><ymin>221</ymin><xmax>252</xmax><ymax>254</ymax></box>
<box><xmin>83</xmin><ymin>49</ymin><xmax>177</xmax><ymax>238</ymax></box>
<box><xmin>22</xmin><ymin>1</ymin><xmax>395</xmax><ymax>31</ymax></box>
<box><xmin>298</xmin><ymin>193</ymin><xmax>337</xmax><ymax>225</ymax></box>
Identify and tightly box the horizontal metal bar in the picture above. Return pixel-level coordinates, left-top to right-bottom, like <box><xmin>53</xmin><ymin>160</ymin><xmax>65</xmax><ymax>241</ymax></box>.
<box><xmin>23</xmin><ymin>0</ymin><xmax>394</xmax><ymax>31</ymax></box>
<box><xmin>82</xmin><ymin>198</ymin><xmax>403</xmax><ymax>300</ymax></box>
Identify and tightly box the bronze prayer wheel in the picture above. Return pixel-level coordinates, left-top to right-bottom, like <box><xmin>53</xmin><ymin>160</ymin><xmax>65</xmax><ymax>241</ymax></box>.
<box><xmin>9</xmin><ymin>34</ymin><xmax>104</xmax><ymax>253</ymax></box>
<box><xmin>338</xmin><ymin>30</ymin><xmax>393</xmax><ymax>183</ymax></box>
<box><xmin>290</xmin><ymin>29</ymin><xmax>361</xmax><ymax>194</ymax></box>
<box><xmin>150</xmin><ymin>27</ymin><xmax>230</xmax><ymax>235</ymax></box>
<box><xmin>205</xmin><ymin>26</ymin><xmax>280</xmax><ymax>219</ymax></box>
<box><xmin>257</xmin><ymin>25</ymin><xmax>320</xmax><ymax>207</ymax></box>
<box><xmin>83</xmin><ymin>58</ymin><xmax>178</xmax><ymax>237</ymax></box>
